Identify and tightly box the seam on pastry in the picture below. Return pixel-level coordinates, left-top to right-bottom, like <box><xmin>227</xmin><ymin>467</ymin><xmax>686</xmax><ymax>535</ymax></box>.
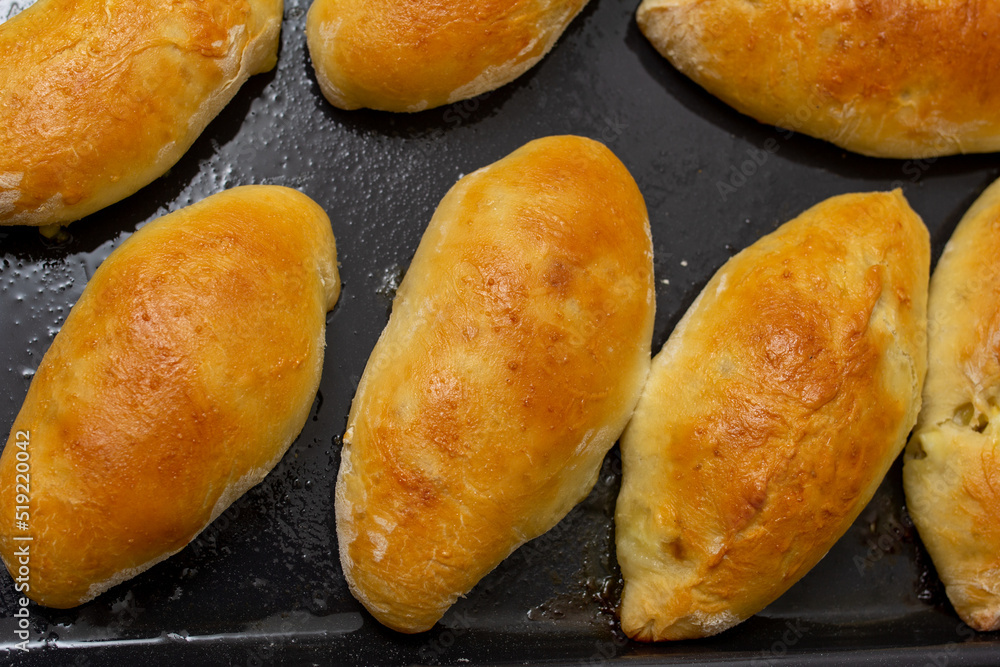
<box><xmin>186</xmin><ymin>24</ymin><xmax>249</xmax><ymax>135</ymax></box>
<box><xmin>154</xmin><ymin>17</ymin><xmax>273</xmax><ymax>200</ymax></box>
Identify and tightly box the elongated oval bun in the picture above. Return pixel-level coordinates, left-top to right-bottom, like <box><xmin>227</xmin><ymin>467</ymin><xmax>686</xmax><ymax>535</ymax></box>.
<box><xmin>616</xmin><ymin>190</ymin><xmax>929</xmax><ymax>640</ymax></box>
<box><xmin>637</xmin><ymin>0</ymin><xmax>1000</xmax><ymax>158</ymax></box>
<box><xmin>904</xmin><ymin>177</ymin><xmax>1000</xmax><ymax>632</ymax></box>
<box><xmin>0</xmin><ymin>185</ymin><xmax>340</xmax><ymax>608</ymax></box>
<box><xmin>336</xmin><ymin>135</ymin><xmax>655</xmax><ymax>632</ymax></box>
<box><xmin>305</xmin><ymin>0</ymin><xmax>588</xmax><ymax>112</ymax></box>
<box><xmin>0</xmin><ymin>0</ymin><xmax>281</xmax><ymax>227</ymax></box>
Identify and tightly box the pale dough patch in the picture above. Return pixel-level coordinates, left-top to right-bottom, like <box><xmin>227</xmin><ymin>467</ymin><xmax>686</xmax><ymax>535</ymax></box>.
<box><xmin>0</xmin><ymin>171</ymin><xmax>24</xmax><ymax>216</ymax></box>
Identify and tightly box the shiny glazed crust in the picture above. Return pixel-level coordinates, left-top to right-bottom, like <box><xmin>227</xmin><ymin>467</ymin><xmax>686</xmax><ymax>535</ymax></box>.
<box><xmin>305</xmin><ymin>0</ymin><xmax>588</xmax><ymax>112</ymax></box>
<box><xmin>0</xmin><ymin>0</ymin><xmax>282</xmax><ymax>226</ymax></box>
<box><xmin>904</xmin><ymin>178</ymin><xmax>1000</xmax><ymax>632</ymax></box>
<box><xmin>0</xmin><ymin>186</ymin><xmax>340</xmax><ymax>608</ymax></box>
<box><xmin>636</xmin><ymin>0</ymin><xmax>1000</xmax><ymax>158</ymax></box>
<box><xmin>616</xmin><ymin>191</ymin><xmax>929</xmax><ymax>641</ymax></box>
<box><xmin>336</xmin><ymin>136</ymin><xmax>655</xmax><ymax>633</ymax></box>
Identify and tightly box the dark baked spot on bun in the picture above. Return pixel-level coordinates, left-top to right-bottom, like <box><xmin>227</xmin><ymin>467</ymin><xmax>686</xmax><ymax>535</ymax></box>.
<box><xmin>744</xmin><ymin>284</ymin><xmax>841</xmax><ymax>410</ymax></box>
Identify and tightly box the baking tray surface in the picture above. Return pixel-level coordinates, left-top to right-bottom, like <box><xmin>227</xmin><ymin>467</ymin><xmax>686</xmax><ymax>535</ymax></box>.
<box><xmin>1</xmin><ymin>0</ymin><xmax>999</xmax><ymax>664</ymax></box>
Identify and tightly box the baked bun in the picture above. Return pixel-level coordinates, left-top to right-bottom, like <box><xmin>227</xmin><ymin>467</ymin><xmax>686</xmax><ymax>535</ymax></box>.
<box><xmin>636</xmin><ymin>0</ymin><xmax>1000</xmax><ymax>158</ymax></box>
<box><xmin>616</xmin><ymin>191</ymin><xmax>929</xmax><ymax>641</ymax></box>
<box><xmin>904</xmin><ymin>178</ymin><xmax>1000</xmax><ymax>632</ymax></box>
<box><xmin>305</xmin><ymin>0</ymin><xmax>588</xmax><ymax>112</ymax></box>
<box><xmin>0</xmin><ymin>185</ymin><xmax>340</xmax><ymax>608</ymax></box>
<box><xmin>0</xmin><ymin>0</ymin><xmax>281</xmax><ymax>227</ymax></box>
<box><xmin>336</xmin><ymin>135</ymin><xmax>654</xmax><ymax>632</ymax></box>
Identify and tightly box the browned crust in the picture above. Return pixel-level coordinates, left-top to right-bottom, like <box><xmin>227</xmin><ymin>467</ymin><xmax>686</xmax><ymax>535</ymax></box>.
<box><xmin>0</xmin><ymin>0</ymin><xmax>282</xmax><ymax>226</ymax></box>
<box><xmin>0</xmin><ymin>186</ymin><xmax>339</xmax><ymax>608</ymax></box>
<box><xmin>306</xmin><ymin>0</ymin><xmax>588</xmax><ymax>112</ymax></box>
<box><xmin>637</xmin><ymin>0</ymin><xmax>1000</xmax><ymax>158</ymax></box>
<box><xmin>617</xmin><ymin>191</ymin><xmax>929</xmax><ymax>640</ymax></box>
<box><xmin>336</xmin><ymin>136</ymin><xmax>654</xmax><ymax>632</ymax></box>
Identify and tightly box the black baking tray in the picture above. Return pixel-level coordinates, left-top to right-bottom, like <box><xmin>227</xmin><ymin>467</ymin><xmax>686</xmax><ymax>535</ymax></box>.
<box><xmin>1</xmin><ymin>0</ymin><xmax>999</xmax><ymax>664</ymax></box>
